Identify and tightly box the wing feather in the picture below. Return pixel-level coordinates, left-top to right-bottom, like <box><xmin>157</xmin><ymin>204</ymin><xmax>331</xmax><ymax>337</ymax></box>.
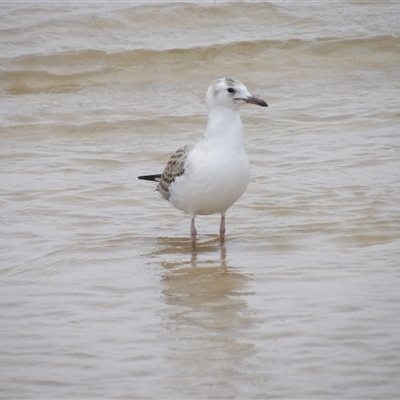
<box><xmin>158</xmin><ymin>145</ymin><xmax>192</xmax><ymax>200</ymax></box>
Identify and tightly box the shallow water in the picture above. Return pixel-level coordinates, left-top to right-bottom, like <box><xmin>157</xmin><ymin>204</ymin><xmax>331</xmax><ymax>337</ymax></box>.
<box><xmin>1</xmin><ymin>2</ymin><xmax>400</xmax><ymax>399</ymax></box>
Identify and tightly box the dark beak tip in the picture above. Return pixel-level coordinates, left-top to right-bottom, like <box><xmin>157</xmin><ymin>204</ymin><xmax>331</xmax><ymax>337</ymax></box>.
<box><xmin>245</xmin><ymin>96</ymin><xmax>268</xmax><ymax>107</ymax></box>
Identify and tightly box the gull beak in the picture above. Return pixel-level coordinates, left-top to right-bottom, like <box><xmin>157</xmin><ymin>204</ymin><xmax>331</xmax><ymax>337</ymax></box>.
<box><xmin>245</xmin><ymin>96</ymin><xmax>268</xmax><ymax>107</ymax></box>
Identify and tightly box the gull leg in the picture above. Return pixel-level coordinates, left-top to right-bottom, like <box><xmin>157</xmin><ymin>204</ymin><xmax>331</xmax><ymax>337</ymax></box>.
<box><xmin>191</xmin><ymin>218</ymin><xmax>197</xmax><ymax>243</ymax></box>
<box><xmin>219</xmin><ymin>214</ymin><xmax>226</xmax><ymax>243</ymax></box>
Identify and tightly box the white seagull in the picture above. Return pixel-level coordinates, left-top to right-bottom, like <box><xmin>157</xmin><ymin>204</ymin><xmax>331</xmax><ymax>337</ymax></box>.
<box><xmin>138</xmin><ymin>77</ymin><xmax>267</xmax><ymax>244</ymax></box>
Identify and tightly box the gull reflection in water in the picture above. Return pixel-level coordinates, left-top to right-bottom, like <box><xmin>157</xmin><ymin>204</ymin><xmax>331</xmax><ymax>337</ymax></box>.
<box><xmin>150</xmin><ymin>237</ymin><xmax>256</xmax><ymax>391</ymax></box>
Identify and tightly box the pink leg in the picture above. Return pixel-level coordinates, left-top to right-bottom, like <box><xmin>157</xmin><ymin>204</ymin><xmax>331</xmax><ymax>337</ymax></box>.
<box><xmin>191</xmin><ymin>218</ymin><xmax>197</xmax><ymax>243</ymax></box>
<box><xmin>219</xmin><ymin>214</ymin><xmax>226</xmax><ymax>242</ymax></box>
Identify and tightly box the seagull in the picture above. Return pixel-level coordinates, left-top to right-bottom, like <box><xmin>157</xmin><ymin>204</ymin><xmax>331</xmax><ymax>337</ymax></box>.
<box><xmin>138</xmin><ymin>77</ymin><xmax>267</xmax><ymax>244</ymax></box>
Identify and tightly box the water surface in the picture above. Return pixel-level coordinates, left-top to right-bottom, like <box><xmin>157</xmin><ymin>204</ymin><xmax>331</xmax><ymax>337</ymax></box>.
<box><xmin>1</xmin><ymin>2</ymin><xmax>400</xmax><ymax>398</ymax></box>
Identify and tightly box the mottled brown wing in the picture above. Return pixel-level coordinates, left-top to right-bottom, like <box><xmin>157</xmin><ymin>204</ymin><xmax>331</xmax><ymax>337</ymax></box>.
<box><xmin>157</xmin><ymin>145</ymin><xmax>192</xmax><ymax>200</ymax></box>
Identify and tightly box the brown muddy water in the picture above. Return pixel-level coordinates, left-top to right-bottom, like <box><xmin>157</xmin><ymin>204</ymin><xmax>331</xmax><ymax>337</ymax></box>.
<box><xmin>1</xmin><ymin>2</ymin><xmax>400</xmax><ymax>399</ymax></box>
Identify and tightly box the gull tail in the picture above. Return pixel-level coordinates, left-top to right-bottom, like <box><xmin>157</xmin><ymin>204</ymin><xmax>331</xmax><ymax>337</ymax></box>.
<box><xmin>137</xmin><ymin>174</ymin><xmax>162</xmax><ymax>182</ymax></box>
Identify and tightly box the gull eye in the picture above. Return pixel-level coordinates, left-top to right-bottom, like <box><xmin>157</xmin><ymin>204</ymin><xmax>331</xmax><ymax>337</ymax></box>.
<box><xmin>227</xmin><ymin>88</ymin><xmax>236</xmax><ymax>94</ymax></box>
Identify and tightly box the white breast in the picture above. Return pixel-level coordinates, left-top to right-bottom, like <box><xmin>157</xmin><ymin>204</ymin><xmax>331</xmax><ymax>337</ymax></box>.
<box><xmin>169</xmin><ymin>137</ymin><xmax>250</xmax><ymax>217</ymax></box>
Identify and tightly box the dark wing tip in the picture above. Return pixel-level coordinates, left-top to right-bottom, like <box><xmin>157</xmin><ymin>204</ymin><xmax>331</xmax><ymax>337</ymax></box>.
<box><xmin>138</xmin><ymin>174</ymin><xmax>162</xmax><ymax>182</ymax></box>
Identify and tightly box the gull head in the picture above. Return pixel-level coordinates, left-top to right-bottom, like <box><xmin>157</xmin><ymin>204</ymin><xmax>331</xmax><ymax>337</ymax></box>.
<box><xmin>206</xmin><ymin>77</ymin><xmax>268</xmax><ymax>111</ymax></box>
